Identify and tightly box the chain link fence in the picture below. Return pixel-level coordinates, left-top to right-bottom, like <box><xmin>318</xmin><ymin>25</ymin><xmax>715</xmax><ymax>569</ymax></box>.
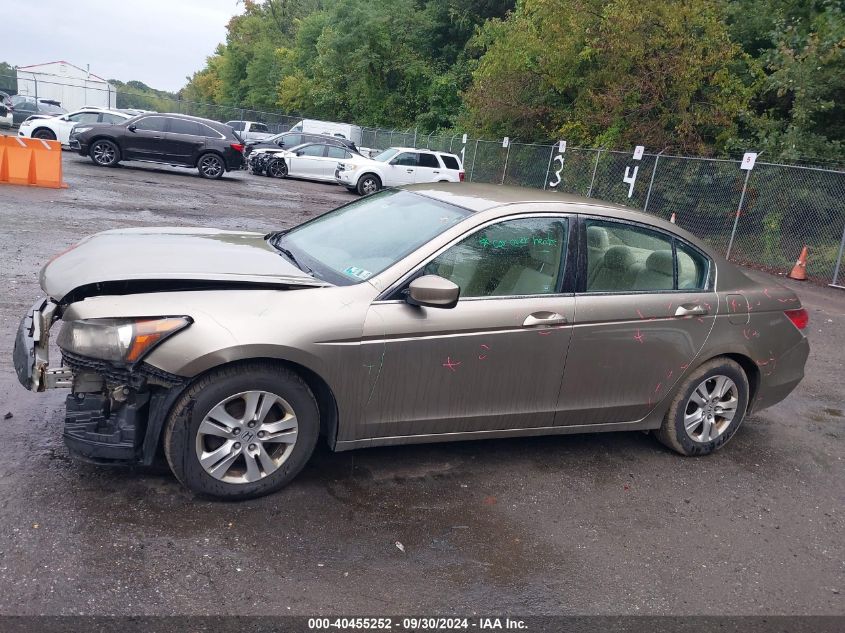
<box><xmin>3</xmin><ymin>71</ymin><xmax>844</xmax><ymax>286</ymax></box>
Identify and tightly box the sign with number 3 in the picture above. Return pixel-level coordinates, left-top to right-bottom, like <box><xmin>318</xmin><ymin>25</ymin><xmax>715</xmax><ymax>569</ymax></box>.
<box><xmin>548</xmin><ymin>154</ymin><xmax>565</xmax><ymax>188</ymax></box>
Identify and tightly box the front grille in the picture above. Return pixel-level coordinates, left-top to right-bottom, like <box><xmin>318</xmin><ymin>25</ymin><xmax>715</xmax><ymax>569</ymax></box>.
<box><xmin>62</xmin><ymin>351</ymin><xmax>185</xmax><ymax>389</ymax></box>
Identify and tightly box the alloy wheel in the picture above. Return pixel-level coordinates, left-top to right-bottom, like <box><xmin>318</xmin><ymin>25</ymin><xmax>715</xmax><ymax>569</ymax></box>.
<box><xmin>195</xmin><ymin>390</ymin><xmax>299</xmax><ymax>484</ymax></box>
<box><xmin>267</xmin><ymin>159</ymin><xmax>287</xmax><ymax>178</ymax></box>
<box><xmin>199</xmin><ymin>155</ymin><xmax>223</xmax><ymax>178</ymax></box>
<box><xmin>362</xmin><ymin>177</ymin><xmax>378</xmax><ymax>194</ymax></box>
<box><xmin>683</xmin><ymin>375</ymin><xmax>739</xmax><ymax>443</ymax></box>
<box><xmin>92</xmin><ymin>142</ymin><xmax>115</xmax><ymax>165</ymax></box>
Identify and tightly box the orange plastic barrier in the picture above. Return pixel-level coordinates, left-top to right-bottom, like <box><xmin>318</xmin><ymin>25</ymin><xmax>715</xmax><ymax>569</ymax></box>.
<box><xmin>0</xmin><ymin>136</ymin><xmax>68</xmax><ymax>189</ymax></box>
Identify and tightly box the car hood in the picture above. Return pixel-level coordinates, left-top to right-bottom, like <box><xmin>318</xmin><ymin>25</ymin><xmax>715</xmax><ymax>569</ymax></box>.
<box><xmin>40</xmin><ymin>227</ymin><xmax>329</xmax><ymax>302</ymax></box>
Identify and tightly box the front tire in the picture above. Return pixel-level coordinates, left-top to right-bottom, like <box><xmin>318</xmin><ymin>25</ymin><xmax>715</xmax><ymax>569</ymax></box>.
<box><xmin>33</xmin><ymin>128</ymin><xmax>57</xmax><ymax>141</ymax></box>
<box><xmin>356</xmin><ymin>173</ymin><xmax>381</xmax><ymax>196</ymax></box>
<box><xmin>266</xmin><ymin>157</ymin><xmax>288</xmax><ymax>178</ymax></box>
<box><xmin>197</xmin><ymin>152</ymin><xmax>225</xmax><ymax>179</ymax></box>
<box><xmin>163</xmin><ymin>362</ymin><xmax>320</xmax><ymax>500</ymax></box>
<box><xmin>89</xmin><ymin>139</ymin><xmax>120</xmax><ymax>167</ymax></box>
<box><xmin>656</xmin><ymin>357</ymin><xmax>749</xmax><ymax>456</ymax></box>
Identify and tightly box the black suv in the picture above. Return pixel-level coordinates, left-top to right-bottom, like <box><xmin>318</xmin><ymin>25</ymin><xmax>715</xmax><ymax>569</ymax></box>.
<box><xmin>71</xmin><ymin>113</ymin><xmax>245</xmax><ymax>179</ymax></box>
<box><xmin>244</xmin><ymin>131</ymin><xmax>357</xmax><ymax>157</ymax></box>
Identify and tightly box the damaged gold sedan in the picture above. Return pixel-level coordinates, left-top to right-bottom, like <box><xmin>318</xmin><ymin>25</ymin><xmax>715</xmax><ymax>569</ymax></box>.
<box><xmin>14</xmin><ymin>184</ymin><xmax>809</xmax><ymax>499</ymax></box>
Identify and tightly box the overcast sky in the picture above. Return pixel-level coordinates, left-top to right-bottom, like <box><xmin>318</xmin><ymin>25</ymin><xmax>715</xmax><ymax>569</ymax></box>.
<box><xmin>3</xmin><ymin>0</ymin><xmax>243</xmax><ymax>92</ymax></box>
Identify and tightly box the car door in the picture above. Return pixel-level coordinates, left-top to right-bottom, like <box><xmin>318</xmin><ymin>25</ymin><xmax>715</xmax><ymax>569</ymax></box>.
<box><xmin>166</xmin><ymin>118</ymin><xmax>208</xmax><ymax>165</ymax></box>
<box><xmin>288</xmin><ymin>144</ymin><xmax>331</xmax><ymax>179</ymax></box>
<box><xmin>414</xmin><ymin>151</ymin><xmax>444</xmax><ymax>183</ymax></box>
<box><xmin>385</xmin><ymin>151</ymin><xmax>418</xmax><ymax>186</ymax></box>
<box><xmin>326</xmin><ymin>145</ymin><xmax>352</xmax><ymax>178</ymax></box>
<box><xmin>555</xmin><ymin>217</ymin><xmax>717</xmax><ymax>427</ymax></box>
<box><xmin>123</xmin><ymin>115</ymin><xmax>169</xmax><ymax>160</ymax></box>
<box><xmin>357</xmin><ymin>214</ymin><xmax>576</xmax><ymax>441</ymax></box>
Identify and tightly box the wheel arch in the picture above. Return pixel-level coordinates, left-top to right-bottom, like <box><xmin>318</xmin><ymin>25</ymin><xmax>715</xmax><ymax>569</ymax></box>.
<box><xmin>358</xmin><ymin>171</ymin><xmax>382</xmax><ymax>185</ymax></box>
<box><xmin>689</xmin><ymin>351</ymin><xmax>760</xmax><ymax>414</ymax></box>
<box><xmin>31</xmin><ymin>125</ymin><xmax>56</xmax><ymax>138</ymax></box>
<box><xmin>146</xmin><ymin>355</ymin><xmax>340</xmax><ymax>464</ymax></box>
<box><xmin>195</xmin><ymin>149</ymin><xmax>226</xmax><ymax>168</ymax></box>
<box><xmin>88</xmin><ymin>134</ymin><xmax>122</xmax><ymax>153</ymax></box>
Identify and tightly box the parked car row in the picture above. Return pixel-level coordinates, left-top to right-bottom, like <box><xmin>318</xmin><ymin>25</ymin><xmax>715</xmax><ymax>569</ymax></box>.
<box><xmin>250</xmin><ymin>142</ymin><xmax>465</xmax><ymax>194</ymax></box>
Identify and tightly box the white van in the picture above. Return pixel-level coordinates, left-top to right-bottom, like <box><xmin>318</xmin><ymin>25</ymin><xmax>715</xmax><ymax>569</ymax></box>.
<box><xmin>289</xmin><ymin>119</ymin><xmax>363</xmax><ymax>146</ymax></box>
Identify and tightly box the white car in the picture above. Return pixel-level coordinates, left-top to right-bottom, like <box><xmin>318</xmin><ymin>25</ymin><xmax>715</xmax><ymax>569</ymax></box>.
<box><xmin>255</xmin><ymin>141</ymin><xmax>366</xmax><ymax>182</ymax></box>
<box><xmin>335</xmin><ymin>147</ymin><xmax>464</xmax><ymax>195</ymax></box>
<box><xmin>18</xmin><ymin>107</ymin><xmax>132</xmax><ymax>147</ymax></box>
<box><xmin>225</xmin><ymin>120</ymin><xmax>274</xmax><ymax>143</ymax></box>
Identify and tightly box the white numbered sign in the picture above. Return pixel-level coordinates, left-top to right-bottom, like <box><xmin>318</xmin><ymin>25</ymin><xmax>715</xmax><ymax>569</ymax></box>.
<box><xmin>558</xmin><ymin>140</ymin><xmax>567</xmax><ymax>153</ymax></box>
<box><xmin>502</xmin><ymin>137</ymin><xmax>509</xmax><ymax>148</ymax></box>
<box><xmin>548</xmin><ymin>154</ymin><xmax>565</xmax><ymax>188</ymax></box>
<box><xmin>633</xmin><ymin>145</ymin><xmax>645</xmax><ymax>161</ymax></box>
<box><xmin>462</xmin><ymin>133</ymin><xmax>467</xmax><ymax>144</ymax></box>
<box><xmin>741</xmin><ymin>152</ymin><xmax>757</xmax><ymax>170</ymax></box>
<box><xmin>623</xmin><ymin>166</ymin><xmax>639</xmax><ymax>198</ymax></box>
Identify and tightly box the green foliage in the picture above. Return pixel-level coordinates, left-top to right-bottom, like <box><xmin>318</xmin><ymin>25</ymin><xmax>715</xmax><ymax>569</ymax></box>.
<box><xmin>178</xmin><ymin>0</ymin><xmax>844</xmax><ymax>161</ymax></box>
<box><xmin>108</xmin><ymin>79</ymin><xmax>180</xmax><ymax>112</ymax></box>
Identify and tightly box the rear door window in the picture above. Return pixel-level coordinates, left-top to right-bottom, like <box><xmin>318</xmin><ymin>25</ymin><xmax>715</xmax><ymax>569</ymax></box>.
<box><xmin>100</xmin><ymin>113</ymin><xmax>126</xmax><ymax>124</ymax></box>
<box><xmin>68</xmin><ymin>112</ymin><xmax>101</xmax><ymax>124</ymax></box>
<box><xmin>326</xmin><ymin>146</ymin><xmax>350</xmax><ymax>159</ymax></box>
<box><xmin>169</xmin><ymin>119</ymin><xmax>202</xmax><ymax>136</ymax></box>
<box><xmin>418</xmin><ymin>152</ymin><xmax>440</xmax><ymax>168</ymax></box>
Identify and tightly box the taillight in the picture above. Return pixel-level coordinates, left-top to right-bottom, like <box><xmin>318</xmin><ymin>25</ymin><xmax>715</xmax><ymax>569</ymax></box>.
<box><xmin>230</xmin><ymin>143</ymin><xmax>245</xmax><ymax>153</ymax></box>
<box><xmin>459</xmin><ymin>171</ymin><xmax>465</xmax><ymax>182</ymax></box>
<box><xmin>784</xmin><ymin>308</ymin><xmax>808</xmax><ymax>330</ymax></box>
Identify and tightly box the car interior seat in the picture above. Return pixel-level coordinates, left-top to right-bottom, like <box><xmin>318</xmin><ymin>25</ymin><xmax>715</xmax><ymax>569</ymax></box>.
<box><xmin>589</xmin><ymin>245</ymin><xmax>640</xmax><ymax>291</ymax></box>
<box><xmin>635</xmin><ymin>250</ymin><xmax>674</xmax><ymax>290</ymax></box>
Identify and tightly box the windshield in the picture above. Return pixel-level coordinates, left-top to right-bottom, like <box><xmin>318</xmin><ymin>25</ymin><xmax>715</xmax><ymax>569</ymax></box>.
<box><xmin>274</xmin><ymin>190</ymin><xmax>472</xmax><ymax>285</ymax></box>
<box><xmin>372</xmin><ymin>148</ymin><xmax>399</xmax><ymax>162</ymax></box>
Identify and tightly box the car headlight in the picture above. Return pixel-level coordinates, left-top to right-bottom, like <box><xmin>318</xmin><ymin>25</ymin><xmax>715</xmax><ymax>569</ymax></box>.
<box><xmin>338</xmin><ymin>162</ymin><xmax>350</xmax><ymax>171</ymax></box>
<box><xmin>57</xmin><ymin>317</ymin><xmax>191</xmax><ymax>364</ymax></box>
<box><xmin>71</xmin><ymin>126</ymin><xmax>93</xmax><ymax>136</ymax></box>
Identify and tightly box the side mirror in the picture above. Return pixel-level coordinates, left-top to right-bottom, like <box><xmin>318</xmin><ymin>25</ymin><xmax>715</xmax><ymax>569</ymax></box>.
<box><xmin>127</xmin><ymin>124</ymin><xmax>137</xmax><ymax>132</ymax></box>
<box><xmin>407</xmin><ymin>275</ymin><xmax>460</xmax><ymax>309</ymax></box>
<box><xmin>295</xmin><ymin>150</ymin><xmax>304</xmax><ymax>156</ymax></box>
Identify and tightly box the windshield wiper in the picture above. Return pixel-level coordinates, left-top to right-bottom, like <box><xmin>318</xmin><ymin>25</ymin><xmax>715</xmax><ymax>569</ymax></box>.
<box><xmin>274</xmin><ymin>243</ymin><xmax>313</xmax><ymax>276</ymax></box>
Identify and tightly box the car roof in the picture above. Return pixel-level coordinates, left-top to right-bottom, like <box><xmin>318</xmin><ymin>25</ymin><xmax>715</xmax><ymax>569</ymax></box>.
<box><xmin>403</xmin><ymin>183</ymin><xmax>718</xmax><ymax>257</ymax></box>
<box><xmin>137</xmin><ymin>112</ymin><xmax>232</xmax><ymax>132</ymax></box>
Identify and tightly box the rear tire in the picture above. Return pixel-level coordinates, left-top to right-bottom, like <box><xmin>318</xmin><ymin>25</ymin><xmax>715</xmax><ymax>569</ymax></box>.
<box><xmin>197</xmin><ymin>152</ymin><xmax>225</xmax><ymax>179</ymax></box>
<box><xmin>163</xmin><ymin>362</ymin><xmax>320</xmax><ymax>500</ymax></box>
<box><xmin>356</xmin><ymin>173</ymin><xmax>381</xmax><ymax>196</ymax></box>
<box><xmin>89</xmin><ymin>139</ymin><xmax>120</xmax><ymax>167</ymax></box>
<box><xmin>33</xmin><ymin>128</ymin><xmax>57</xmax><ymax>141</ymax></box>
<box><xmin>656</xmin><ymin>357</ymin><xmax>749</xmax><ymax>456</ymax></box>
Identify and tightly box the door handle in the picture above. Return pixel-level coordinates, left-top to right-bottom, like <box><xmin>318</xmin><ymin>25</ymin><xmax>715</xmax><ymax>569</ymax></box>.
<box><xmin>433</xmin><ymin>171</ymin><xmax>440</xmax><ymax>174</ymax></box>
<box><xmin>675</xmin><ymin>304</ymin><xmax>708</xmax><ymax>317</ymax></box>
<box><xmin>406</xmin><ymin>169</ymin><xmax>414</xmax><ymax>173</ymax></box>
<box><xmin>523</xmin><ymin>312</ymin><xmax>567</xmax><ymax>327</ymax></box>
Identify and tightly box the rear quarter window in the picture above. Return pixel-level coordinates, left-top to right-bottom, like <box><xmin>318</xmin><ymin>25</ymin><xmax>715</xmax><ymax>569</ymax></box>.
<box><xmin>440</xmin><ymin>155</ymin><xmax>460</xmax><ymax>170</ymax></box>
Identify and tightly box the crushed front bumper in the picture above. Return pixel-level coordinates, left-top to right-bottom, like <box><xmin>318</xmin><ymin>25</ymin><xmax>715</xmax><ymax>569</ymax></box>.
<box><xmin>13</xmin><ymin>297</ymin><xmax>72</xmax><ymax>392</ymax></box>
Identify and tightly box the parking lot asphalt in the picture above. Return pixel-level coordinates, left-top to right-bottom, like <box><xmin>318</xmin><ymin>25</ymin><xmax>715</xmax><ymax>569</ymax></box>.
<box><xmin>0</xmin><ymin>154</ymin><xmax>842</xmax><ymax>616</ymax></box>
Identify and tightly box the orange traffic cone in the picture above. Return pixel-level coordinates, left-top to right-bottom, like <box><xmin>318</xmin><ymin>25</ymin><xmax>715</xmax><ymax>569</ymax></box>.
<box><xmin>788</xmin><ymin>246</ymin><xmax>808</xmax><ymax>281</ymax></box>
<box><xmin>669</xmin><ymin>212</ymin><xmax>676</xmax><ymax>224</ymax></box>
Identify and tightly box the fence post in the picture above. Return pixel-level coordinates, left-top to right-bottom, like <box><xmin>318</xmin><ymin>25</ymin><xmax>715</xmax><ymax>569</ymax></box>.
<box><xmin>642</xmin><ymin>149</ymin><xmax>665</xmax><ymax>213</ymax></box>
<box><xmin>501</xmin><ymin>140</ymin><xmax>513</xmax><ymax>185</ymax></box>
<box><xmin>543</xmin><ymin>145</ymin><xmax>556</xmax><ymax>191</ymax></box>
<box><xmin>587</xmin><ymin>149</ymin><xmax>602</xmax><ymax>197</ymax></box>
<box><xmin>725</xmin><ymin>168</ymin><xmax>752</xmax><ymax>260</ymax></box>
<box><xmin>413</xmin><ymin>128</ymin><xmax>417</xmax><ymax>148</ymax></box>
<box><xmin>469</xmin><ymin>139</ymin><xmax>480</xmax><ymax>182</ymax></box>
<box><xmin>831</xmin><ymin>222</ymin><xmax>845</xmax><ymax>289</ymax></box>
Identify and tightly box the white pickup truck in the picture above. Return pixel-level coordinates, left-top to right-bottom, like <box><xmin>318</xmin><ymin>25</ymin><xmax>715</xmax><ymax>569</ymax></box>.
<box><xmin>225</xmin><ymin>120</ymin><xmax>274</xmax><ymax>142</ymax></box>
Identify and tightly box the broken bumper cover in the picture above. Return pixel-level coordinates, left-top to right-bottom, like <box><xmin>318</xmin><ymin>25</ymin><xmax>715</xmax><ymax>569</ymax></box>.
<box><xmin>13</xmin><ymin>297</ymin><xmax>71</xmax><ymax>392</ymax></box>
